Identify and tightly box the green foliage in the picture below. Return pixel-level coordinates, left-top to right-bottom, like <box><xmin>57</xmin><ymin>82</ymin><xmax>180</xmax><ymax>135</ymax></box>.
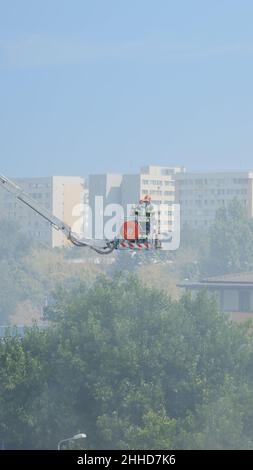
<box><xmin>169</xmin><ymin>199</ymin><xmax>253</xmax><ymax>280</ymax></box>
<box><xmin>0</xmin><ymin>218</ymin><xmax>101</xmax><ymax>324</ymax></box>
<box><xmin>0</xmin><ymin>218</ymin><xmax>31</xmax><ymax>262</ymax></box>
<box><xmin>203</xmin><ymin>199</ymin><xmax>253</xmax><ymax>275</ymax></box>
<box><xmin>0</xmin><ymin>274</ymin><xmax>253</xmax><ymax>449</ymax></box>
<box><xmin>0</xmin><ymin>219</ymin><xmax>36</xmax><ymax>322</ymax></box>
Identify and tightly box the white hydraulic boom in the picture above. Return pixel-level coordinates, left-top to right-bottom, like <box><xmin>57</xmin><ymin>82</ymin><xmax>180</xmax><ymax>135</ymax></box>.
<box><xmin>0</xmin><ymin>174</ymin><xmax>115</xmax><ymax>254</ymax></box>
<box><xmin>0</xmin><ymin>174</ymin><xmax>163</xmax><ymax>253</ymax></box>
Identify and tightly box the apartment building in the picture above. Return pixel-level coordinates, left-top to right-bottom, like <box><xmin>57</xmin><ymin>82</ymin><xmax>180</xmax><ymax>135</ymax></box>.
<box><xmin>89</xmin><ymin>166</ymin><xmax>185</xmax><ymax>238</ymax></box>
<box><xmin>0</xmin><ymin>176</ymin><xmax>85</xmax><ymax>247</ymax></box>
<box><xmin>175</xmin><ymin>171</ymin><xmax>253</xmax><ymax>228</ymax></box>
<box><xmin>88</xmin><ymin>173</ymin><xmax>123</xmax><ymax>239</ymax></box>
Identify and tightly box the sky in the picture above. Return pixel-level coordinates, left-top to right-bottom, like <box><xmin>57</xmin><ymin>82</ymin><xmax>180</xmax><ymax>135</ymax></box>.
<box><xmin>0</xmin><ymin>0</ymin><xmax>253</xmax><ymax>177</ymax></box>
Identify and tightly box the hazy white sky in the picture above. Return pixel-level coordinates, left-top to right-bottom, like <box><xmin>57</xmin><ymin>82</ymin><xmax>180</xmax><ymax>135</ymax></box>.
<box><xmin>1</xmin><ymin>0</ymin><xmax>253</xmax><ymax>177</ymax></box>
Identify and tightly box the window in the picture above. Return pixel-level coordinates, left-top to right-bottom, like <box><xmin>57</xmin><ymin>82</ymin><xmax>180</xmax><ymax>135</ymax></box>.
<box><xmin>150</xmin><ymin>190</ymin><xmax>162</xmax><ymax>196</ymax></box>
<box><xmin>149</xmin><ymin>179</ymin><xmax>163</xmax><ymax>186</ymax></box>
<box><xmin>233</xmin><ymin>178</ymin><xmax>248</xmax><ymax>184</ymax></box>
<box><xmin>164</xmin><ymin>190</ymin><xmax>174</xmax><ymax>195</ymax></box>
<box><xmin>239</xmin><ymin>291</ymin><xmax>250</xmax><ymax>312</ymax></box>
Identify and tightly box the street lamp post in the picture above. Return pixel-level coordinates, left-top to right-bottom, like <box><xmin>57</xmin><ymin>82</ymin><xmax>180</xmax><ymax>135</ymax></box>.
<box><xmin>57</xmin><ymin>433</ymin><xmax>87</xmax><ymax>450</ymax></box>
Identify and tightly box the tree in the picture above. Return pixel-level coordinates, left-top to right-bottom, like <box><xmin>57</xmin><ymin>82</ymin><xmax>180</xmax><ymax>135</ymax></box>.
<box><xmin>0</xmin><ymin>274</ymin><xmax>252</xmax><ymax>449</ymax></box>
<box><xmin>0</xmin><ymin>218</ymin><xmax>31</xmax><ymax>262</ymax></box>
<box><xmin>0</xmin><ymin>217</ymin><xmax>102</xmax><ymax>324</ymax></box>
<box><xmin>204</xmin><ymin>199</ymin><xmax>253</xmax><ymax>275</ymax></box>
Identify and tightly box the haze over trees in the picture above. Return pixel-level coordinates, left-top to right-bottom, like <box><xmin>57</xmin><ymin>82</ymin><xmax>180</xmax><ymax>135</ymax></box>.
<box><xmin>1</xmin><ymin>200</ymin><xmax>253</xmax><ymax>449</ymax></box>
<box><xmin>178</xmin><ymin>199</ymin><xmax>253</xmax><ymax>279</ymax></box>
<box><xmin>204</xmin><ymin>199</ymin><xmax>253</xmax><ymax>275</ymax></box>
<box><xmin>0</xmin><ymin>275</ymin><xmax>253</xmax><ymax>449</ymax></box>
<box><xmin>0</xmin><ymin>197</ymin><xmax>251</xmax><ymax>326</ymax></box>
<box><xmin>0</xmin><ymin>220</ymin><xmax>101</xmax><ymax>325</ymax></box>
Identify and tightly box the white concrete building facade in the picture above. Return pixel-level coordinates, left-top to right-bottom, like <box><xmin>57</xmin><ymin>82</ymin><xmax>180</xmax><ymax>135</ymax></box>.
<box><xmin>175</xmin><ymin>171</ymin><xmax>253</xmax><ymax>228</ymax></box>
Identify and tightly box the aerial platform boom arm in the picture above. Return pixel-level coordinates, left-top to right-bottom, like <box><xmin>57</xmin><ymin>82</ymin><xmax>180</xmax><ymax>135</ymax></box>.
<box><xmin>0</xmin><ymin>174</ymin><xmax>71</xmax><ymax>235</ymax></box>
<box><xmin>0</xmin><ymin>174</ymin><xmax>115</xmax><ymax>254</ymax></box>
<box><xmin>0</xmin><ymin>174</ymin><xmax>162</xmax><ymax>253</ymax></box>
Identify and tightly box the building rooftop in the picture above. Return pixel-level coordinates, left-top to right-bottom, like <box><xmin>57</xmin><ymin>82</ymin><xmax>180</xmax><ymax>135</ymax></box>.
<box><xmin>202</xmin><ymin>272</ymin><xmax>253</xmax><ymax>284</ymax></box>
<box><xmin>179</xmin><ymin>272</ymin><xmax>253</xmax><ymax>289</ymax></box>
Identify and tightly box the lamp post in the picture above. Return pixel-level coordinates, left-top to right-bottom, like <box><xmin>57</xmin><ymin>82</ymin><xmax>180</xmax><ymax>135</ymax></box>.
<box><xmin>57</xmin><ymin>433</ymin><xmax>87</xmax><ymax>450</ymax></box>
